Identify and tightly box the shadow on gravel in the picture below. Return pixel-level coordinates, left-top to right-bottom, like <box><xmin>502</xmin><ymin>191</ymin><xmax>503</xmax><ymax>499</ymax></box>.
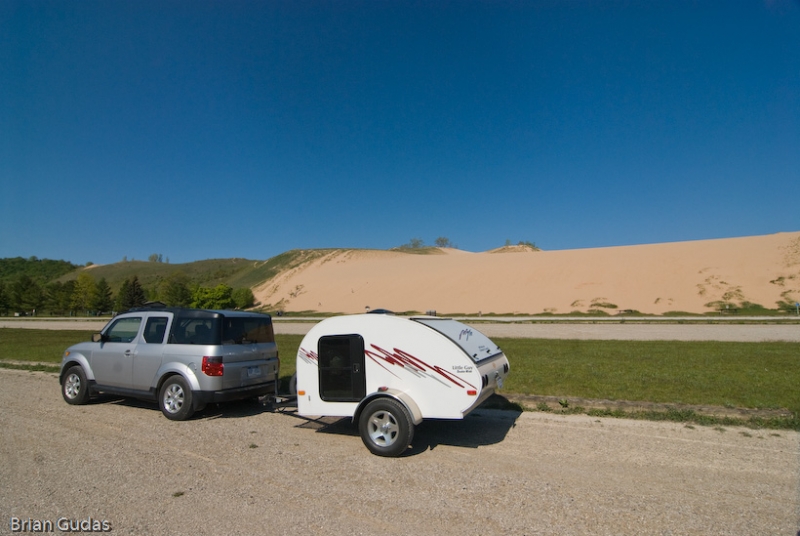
<box><xmin>91</xmin><ymin>395</ymin><xmax>272</xmax><ymax>420</ymax></box>
<box><xmin>275</xmin><ymin>400</ymin><xmax>521</xmax><ymax>457</ymax></box>
<box><xmin>406</xmin><ymin>409</ymin><xmax>521</xmax><ymax>456</ymax></box>
<box><xmin>91</xmin><ymin>394</ymin><xmax>521</xmax><ymax>453</ymax></box>
<box><xmin>90</xmin><ymin>395</ymin><xmax>158</xmax><ymax>412</ymax></box>
<box><xmin>195</xmin><ymin>398</ymin><xmax>273</xmax><ymax>419</ymax></box>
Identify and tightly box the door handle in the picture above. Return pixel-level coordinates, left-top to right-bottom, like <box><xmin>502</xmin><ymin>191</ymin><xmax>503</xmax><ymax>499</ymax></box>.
<box><xmin>352</xmin><ymin>363</ymin><xmax>360</xmax><ymax>373</ymax></box>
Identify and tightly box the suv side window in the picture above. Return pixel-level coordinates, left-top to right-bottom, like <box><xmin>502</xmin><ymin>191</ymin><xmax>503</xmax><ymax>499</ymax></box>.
<box><xmin>105</xmin><ymin>317</ymin><xmax>142</xmax><ymax>343</ymax></box>
<box><xmin>143</xmin><ymin>317</ymin><xmax>169</xmax><ymax>344</ymax></box>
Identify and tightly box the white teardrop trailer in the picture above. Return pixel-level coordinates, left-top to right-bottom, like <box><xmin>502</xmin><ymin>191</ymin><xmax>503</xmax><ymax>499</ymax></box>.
<box><xmin>291</xmin><ymin>313</ymin><xmax>510</xmax><ymax>456</ymax></box>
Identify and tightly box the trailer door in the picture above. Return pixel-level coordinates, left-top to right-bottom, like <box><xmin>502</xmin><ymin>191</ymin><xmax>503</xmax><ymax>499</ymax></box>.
<box><xmin>318</xmin><ymin>334</ymin><xmax>366</xmax><ymax>402</ymax></box>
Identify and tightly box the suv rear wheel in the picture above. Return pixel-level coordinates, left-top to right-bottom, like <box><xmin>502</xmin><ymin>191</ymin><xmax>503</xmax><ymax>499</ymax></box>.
<box><xmin>159</xmin><ymin>376</ymin><xmax>194</xmax><ymax>421</ymax></box>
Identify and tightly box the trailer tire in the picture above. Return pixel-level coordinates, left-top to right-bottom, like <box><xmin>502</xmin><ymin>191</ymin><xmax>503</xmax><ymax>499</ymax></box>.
<box><xmin>358</xmin><ymin>398</ymin><xmax>414</xmax><ymax>457</ymax></box>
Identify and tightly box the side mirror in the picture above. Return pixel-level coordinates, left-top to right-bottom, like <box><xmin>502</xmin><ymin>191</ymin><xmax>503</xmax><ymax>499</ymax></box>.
<box><xmin>92</xmin><ymin>333</ymin><xmax>105</xmax><ymax>343</ymax></box>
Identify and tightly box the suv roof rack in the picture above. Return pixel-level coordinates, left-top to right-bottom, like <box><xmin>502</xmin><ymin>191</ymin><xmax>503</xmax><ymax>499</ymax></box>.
<box><xmin>129</xmin><ymin>301</ymin><xmax>168</xmax><ymax>310</ymax></box>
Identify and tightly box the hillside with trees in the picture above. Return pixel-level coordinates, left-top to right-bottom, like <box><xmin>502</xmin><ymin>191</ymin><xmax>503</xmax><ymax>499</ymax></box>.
<box><xmin>0</xmin><ymin>257</ymin><xmax>259</xmax><ymax>316</ymax></box>
<box><xmin>0</xmin><ymin>257</ymin><xmax>78</xmax><ymax>284</ymax></box>
<box><xmin>1</xmin><ymin>243</ymin><xmax>537</xmax><ymax>316</ymax></box>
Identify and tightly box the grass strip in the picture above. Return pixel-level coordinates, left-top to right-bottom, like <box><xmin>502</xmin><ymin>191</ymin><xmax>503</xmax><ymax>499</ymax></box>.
<box><xmin>0</xmin><ymin>362</ymin><xmax>60</xmax><ymax>373</ymax></box>
<box><xmin>2</xmin><ymin>329</ymin><xmax>797</xmax><ymax>429</ymax></box>
<box><xmin>495</xmin><ymin>337</ymin><xmax>800</xmax><ymax>414</ymax></box>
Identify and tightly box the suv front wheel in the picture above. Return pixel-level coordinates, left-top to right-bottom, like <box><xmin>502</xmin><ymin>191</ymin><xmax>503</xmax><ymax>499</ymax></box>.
<box><xmin>62</xmin><ymin>365</ymin><xmax>90</xmax><ymax>405</ymax></box>
<box><xmin>159</xmin><ymin>376</ymin><xmax>195</xmax><ymax>421</ymax></box>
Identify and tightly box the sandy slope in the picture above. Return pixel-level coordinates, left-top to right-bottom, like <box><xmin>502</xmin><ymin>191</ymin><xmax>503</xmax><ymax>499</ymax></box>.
<box><xmin>253</xmin><ymin>231</ymin><xmax>800</xmax><ymax>315</ymax></box>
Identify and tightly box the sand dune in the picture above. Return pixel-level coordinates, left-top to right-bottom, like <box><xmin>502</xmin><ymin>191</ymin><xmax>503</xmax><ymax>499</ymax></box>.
<box><xmin>252</xmin><ymin>232</ymin><xmax>800</xmax><ymax>315</ymax></box>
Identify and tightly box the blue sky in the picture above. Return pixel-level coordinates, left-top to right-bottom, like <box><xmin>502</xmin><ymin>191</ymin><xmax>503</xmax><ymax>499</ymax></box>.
<box><xmin>2</xmin><ymin>1</ymin><xmax>799</xmax><ymax>265</ymax></box>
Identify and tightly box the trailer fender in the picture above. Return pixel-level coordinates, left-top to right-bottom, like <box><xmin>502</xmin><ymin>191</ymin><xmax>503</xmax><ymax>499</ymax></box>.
<box><xmin>356</xmin><ymin>389</ymin><xmax>423</xmax><ymax>426</ymax></box>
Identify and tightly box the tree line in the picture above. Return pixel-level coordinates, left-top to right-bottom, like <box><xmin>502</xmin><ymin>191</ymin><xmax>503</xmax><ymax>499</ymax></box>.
<box><xmin>0</xmin><ymin>256</ymin><xmax>78</xmax><ymax>282</ymax></box>
<box><xmin>0</xmin><ymin>271</ymin><xmax>256</xmax><ymax>316</ymax></box>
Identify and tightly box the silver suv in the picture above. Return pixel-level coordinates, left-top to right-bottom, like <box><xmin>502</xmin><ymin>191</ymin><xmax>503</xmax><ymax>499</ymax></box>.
<box><xmin>59</xmin><ymin>306</ymin><xmax>279</xmax><ymax>420</ymax></box>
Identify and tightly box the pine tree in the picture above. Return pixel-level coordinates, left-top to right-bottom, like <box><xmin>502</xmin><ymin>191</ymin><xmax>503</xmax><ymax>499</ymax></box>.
<box><xmin>12</xmin><ymin>275</ymin><xmax>44</xmax><ymax>314</ymax></box>
<box><xmin>159</xmin><ymin>272</ymin><xmax>192</xmax><ymax>306</ymax></box>
<box><xmin>0</xmin><ymin>281</ymin><xmax>8</xmax><ymax>315</ymax></box>
<box><xmin>115</xmin><ymin>279</ymin><xmax>130</xmax><ymax>311</ymax></box>
<box><xmin>93</xmin><ymin>278</ymin><xmax>114</xmax><ymax>313</ymax></box>
<box><xmin>70</xmin><ymin>272</ymin><xmax>98</xmax><ymax>314</ymax></box>
<box><xmin>115</xmin><ymin>276</ymin><xmax>147</xmax><ymax>311</ymax></box>
<box><xmin>45</xmin><ymin>281</ymin><xmax>75</xmax><ymax>315</ymax></box>
<box><xmin>128</xmin><ymin>276</ymin><xmax>147</xmax><ymax>308</ymax></box>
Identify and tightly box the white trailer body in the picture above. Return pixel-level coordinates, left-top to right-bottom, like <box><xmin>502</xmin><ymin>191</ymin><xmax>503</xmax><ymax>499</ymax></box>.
<box><xmin>295</xmin><ymin>314</ymin><xmax>510</xmax><ymax>456</ymax></box>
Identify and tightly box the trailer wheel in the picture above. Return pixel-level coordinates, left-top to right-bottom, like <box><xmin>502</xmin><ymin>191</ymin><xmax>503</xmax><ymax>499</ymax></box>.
<box><xmin>358</xmin><ymin>398</ymin><xmax>414</xmax><ymax>457</ymax></box>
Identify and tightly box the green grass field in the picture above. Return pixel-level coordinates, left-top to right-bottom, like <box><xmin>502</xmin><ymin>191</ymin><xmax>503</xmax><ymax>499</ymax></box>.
<box><xmin>495</xmin><ymin>337</ymin><xmax>800</xmax><ymax>412</ymax></box>
<box><xmin>2</xmin><ymin>328</ymin><xmax>797</xmax><ymax>428</ymax></box>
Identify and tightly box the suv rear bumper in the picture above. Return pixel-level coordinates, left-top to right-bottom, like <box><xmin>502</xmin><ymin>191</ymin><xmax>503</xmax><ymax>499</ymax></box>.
<box><xmin>193</xmin><ymin>381</ymin><xmax>278</xmax><ymax>405</ymax></box>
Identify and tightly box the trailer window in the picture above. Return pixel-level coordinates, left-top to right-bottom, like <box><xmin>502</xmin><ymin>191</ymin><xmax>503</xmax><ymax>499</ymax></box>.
<box><xmin>318</xmin><ymin>334</ymin><xmax>366</xmax><ymax>402</ymax></box>
<box><xmin>413</xmin><ymin>318</ymin><xmax>502</xmax><ymax>363</ymax></box>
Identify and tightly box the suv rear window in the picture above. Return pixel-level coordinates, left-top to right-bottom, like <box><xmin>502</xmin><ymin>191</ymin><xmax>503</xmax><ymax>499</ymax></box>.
<box><xmin>222</xmin><ymin>316</ymin><xmax>275</xmax><ymax>344</ymax></box>
<box><xmin>168</xmin><ymin>314</ymin><xmax>275</xmax><ymax>345</ymax></box>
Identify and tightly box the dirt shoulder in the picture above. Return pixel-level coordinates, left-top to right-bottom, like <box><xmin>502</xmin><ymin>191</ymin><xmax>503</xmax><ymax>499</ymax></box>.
<box><xmin>1</xmin><ymin>369</ymin><xmax>798</xmax><ymax>535</ymax></box>
<box><xmin>499</xmin><ymin>393</ymin><xmax>795</xmax><ymax>420</ymax></box>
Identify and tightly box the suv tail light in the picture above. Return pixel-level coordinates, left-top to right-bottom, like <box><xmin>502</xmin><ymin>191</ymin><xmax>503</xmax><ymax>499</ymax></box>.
<box><xmin>202</xmin><ymin>356</ymin><xmax>224</xmax><ymax>376</ymax></box>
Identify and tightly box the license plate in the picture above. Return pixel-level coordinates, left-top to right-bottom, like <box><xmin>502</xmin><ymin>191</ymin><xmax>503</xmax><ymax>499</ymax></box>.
<box><xmin>246</xmin><ymin>366</ymin><xmax>262</xmax><ymax>379</ymax></box>
<box><xmin>496</xmin><ymin>376</ymin><xmax>504</xmax><ymax>389</ymax></box>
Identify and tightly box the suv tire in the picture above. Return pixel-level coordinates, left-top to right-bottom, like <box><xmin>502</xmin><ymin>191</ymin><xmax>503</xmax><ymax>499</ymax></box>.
<box><xmin>159</xmin><ymin>376</ymin><xmax>195</xmax><ymax>421</ymax></box>
<box><xmin>62</xmin><ymin>365</ymin><xmax>90</xmax><ymax>405</ymax></box>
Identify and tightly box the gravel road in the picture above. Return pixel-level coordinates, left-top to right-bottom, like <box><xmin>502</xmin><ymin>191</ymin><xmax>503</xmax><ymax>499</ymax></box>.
<box><xmin>1</xmin><ymin>369</ymin><xmax>798</xmax><ymax>535</ymax></box>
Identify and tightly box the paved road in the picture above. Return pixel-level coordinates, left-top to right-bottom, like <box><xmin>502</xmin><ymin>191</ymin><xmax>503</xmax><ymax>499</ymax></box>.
<box><xmin>1</xmin><ymin>369</ymin><xmax>797</xmax><ymax>536</ymax></box>
<box><xmin>4</xmin><ymin>317</ymin><xmax>798</xmax><ymax>341</ymax></box>
<box><xmin>468</xmin><ymin>322</ymin><xmax>800</xmax><ymax>342</ymax></box>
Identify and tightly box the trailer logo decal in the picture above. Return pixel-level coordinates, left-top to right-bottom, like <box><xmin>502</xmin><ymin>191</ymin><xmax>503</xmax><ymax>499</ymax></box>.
<box><xmin>298</xmin><ymin>348</ymin><xmax>318</xmax><ymax>365</ymax></box>
<box><xmin>458</xmin><ymin>328</ymin><xmax>473</xmax><ymax>341</ymax></box>
<box><xmin>365</xmin><ymin>344</ymin><xmax>478</xmax><ymax>391</ymax></box>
